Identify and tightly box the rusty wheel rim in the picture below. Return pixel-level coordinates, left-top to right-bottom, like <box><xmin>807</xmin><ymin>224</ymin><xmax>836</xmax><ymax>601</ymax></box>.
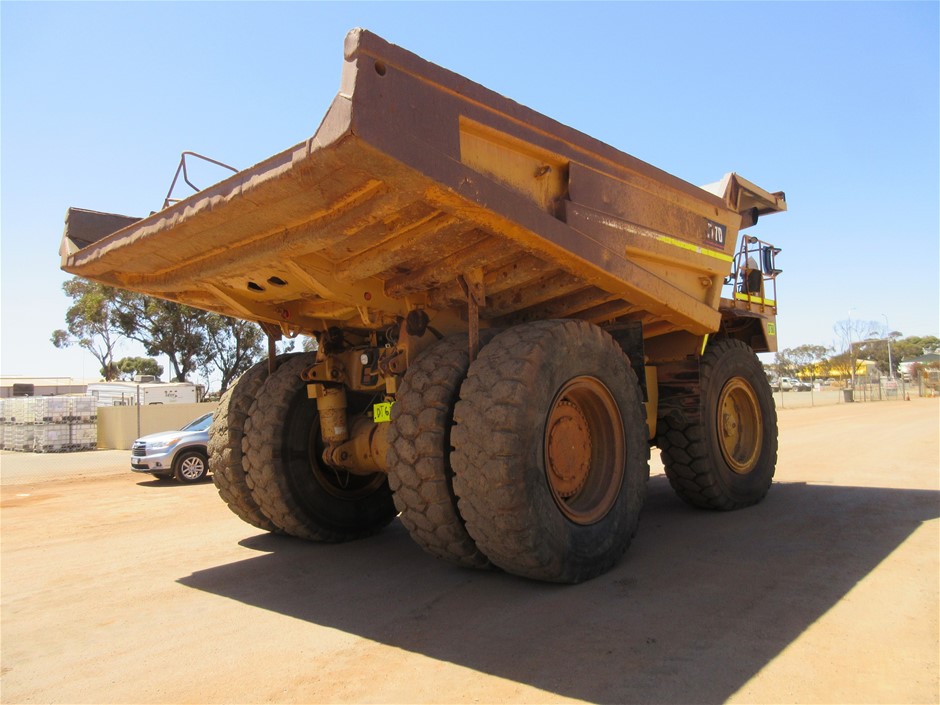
<box><xmin>717</xmin><ymin>377</ymin><xmax>762</xmax><ymax>475</ymax></box>
<box><xmin>544</xmin><ymin>377</ymin><xmax>625</xmax><ymax>524</ymax></box>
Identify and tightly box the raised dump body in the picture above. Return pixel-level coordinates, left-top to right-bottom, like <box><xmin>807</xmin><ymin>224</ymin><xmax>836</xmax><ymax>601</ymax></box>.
<box><xmin>60</xmin><ymin>29</ymin><xmax>787</xmax><ymax>583</ymax></box>
<box><xmin>61</xmin><ymin>29</ymin><xmax>784</xmax><ymax>348</ymax></box>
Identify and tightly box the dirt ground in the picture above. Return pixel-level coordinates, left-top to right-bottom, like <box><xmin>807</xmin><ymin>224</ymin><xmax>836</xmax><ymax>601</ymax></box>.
<box><xmin>1</xmin><ymin>398</ymin><xmax>937</xmax><ymax>704</ymax></box>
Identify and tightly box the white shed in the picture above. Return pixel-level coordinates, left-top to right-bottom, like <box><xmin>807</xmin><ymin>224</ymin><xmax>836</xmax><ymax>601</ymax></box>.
<box><xmin>86</xmin><ymin>381</ymin><xmax>198</xmax><ymax>406</ymax></box>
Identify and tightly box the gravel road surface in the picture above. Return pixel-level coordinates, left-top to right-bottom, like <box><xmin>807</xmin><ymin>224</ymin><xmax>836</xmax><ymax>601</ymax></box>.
<box><xmin>2</xmin><ymin>398</ymin><xmax>937</xmax><ymax>704</ymax></box>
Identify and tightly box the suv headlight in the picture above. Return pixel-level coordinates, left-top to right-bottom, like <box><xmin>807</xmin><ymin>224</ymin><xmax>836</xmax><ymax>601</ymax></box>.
<box><xmin>149</xmin><ymin>437</ymin><xmax>180</xmax><ymax>450</ymax></box>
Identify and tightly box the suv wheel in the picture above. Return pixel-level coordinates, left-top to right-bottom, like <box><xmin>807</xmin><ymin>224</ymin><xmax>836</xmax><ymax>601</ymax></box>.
<box><xmin>174</xmin><ymin>449</ymin><xmax>209</xmax><ymax>483</ymax></box>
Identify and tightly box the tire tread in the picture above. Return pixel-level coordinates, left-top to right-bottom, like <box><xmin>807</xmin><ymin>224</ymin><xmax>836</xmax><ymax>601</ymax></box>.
<box><xmin>452</xmin><ymin>320</ymin><xmax>649</xmax><ymax>583</ymax></box>
<box><xmin>657</xmin><ymin>338</ymin><xmax>777</xmax><ymax>510</ymax></box>
<box><xmin>208</xmin><ymin>356</ymin><xmax>293</xmax><ymax>531</ymax></box>
<box><xmin>387</xmin><ymin>336</ymin><xmax>490</xmax><ymax>569</ymax></box>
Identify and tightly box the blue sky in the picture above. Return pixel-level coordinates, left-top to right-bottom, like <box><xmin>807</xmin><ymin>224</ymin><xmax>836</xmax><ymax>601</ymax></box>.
<box><xmin>2</xmin><ymin>2</ymin><xmax>938</xmax><ymax>385</ymax></box>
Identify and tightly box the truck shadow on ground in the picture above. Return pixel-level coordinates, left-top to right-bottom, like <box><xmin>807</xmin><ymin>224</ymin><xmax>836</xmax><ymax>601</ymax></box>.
<box><xmin>136</xmin><ymin>476</ymin><xmax>213</xmax><ymax>488</ymax></box>
<box><xmin>179</xmin><ymin>474</ymin><xmax>939</xmax><ymax>704</ymax></box>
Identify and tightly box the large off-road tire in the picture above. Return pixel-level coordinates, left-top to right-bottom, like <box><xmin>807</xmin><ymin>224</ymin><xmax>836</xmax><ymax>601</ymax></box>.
<box><xmin>209</xmin><ymin>357</ymin><xmax>293</xmax><ymax>532</ymax></box>
<box><xmin>451</xmin><ymin>320</ymin><xmax>649</xmax><ymax>583</ymax></box>
<box><xmin>387</xmin><ymin>335</ymin><xmax>492</xmax><ymax>569</ymax></box>
<box><xmin>657</xmin><ymin>338</ymin><xmax>777</xmax><ymax>510</ymax></box>
<box><xmin>243</xmin><ymin>353</ymin><xmax>396</xmax><ymax>542</ymax></box>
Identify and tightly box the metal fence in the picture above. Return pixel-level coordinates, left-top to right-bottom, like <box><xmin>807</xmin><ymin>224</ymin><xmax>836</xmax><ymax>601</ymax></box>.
<box><xmin>772</xmin><ymin>376</ymin><xmax>929</xmax><ymax>409</ymax></box>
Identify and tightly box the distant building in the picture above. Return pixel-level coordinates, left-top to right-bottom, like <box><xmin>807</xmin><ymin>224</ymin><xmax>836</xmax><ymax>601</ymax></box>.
<box><xmin>86</xmin><ymin>381</ymin><xmax>198</xmax><ymax>406</ymax></box>
<box><xmin>0</xmin><ymin>376</ymin><xmax>96</xmax><ymax>399</ymax></box>
<box><xmin>899</xmin><ymin>353</ymin><xmax>940</xmax><ymax>380</ymax></box>
<box><xmin>799</xmin><ymin>360</ymin><xmax>879</xmax><ymax>380</ymax></box>
<box><xmin>0</xmin><ymin>376</ymin><xmax>204</xmax><ymax>404</ymax></box>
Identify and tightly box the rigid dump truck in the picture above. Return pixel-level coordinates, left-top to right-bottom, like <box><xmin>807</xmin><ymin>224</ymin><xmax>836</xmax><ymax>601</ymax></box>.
<box><xmin>60</xmin><ymin>29</ymin><xmax>786</xmax><ymax>583</ymax></box>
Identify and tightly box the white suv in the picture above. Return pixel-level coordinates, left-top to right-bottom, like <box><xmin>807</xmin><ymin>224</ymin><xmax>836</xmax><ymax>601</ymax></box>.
<box><xmin>779</xmin><ymin>377</ymin><xmax>810</xmax><ymax>392</ymax></box>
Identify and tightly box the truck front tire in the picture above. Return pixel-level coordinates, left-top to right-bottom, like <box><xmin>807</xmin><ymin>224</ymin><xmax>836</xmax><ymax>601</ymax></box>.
<box><xmin>243</xmin><ymin>353</ymin><xmax>396</xmax><ymax>542</ymax></box>
<box><xmin>451</xmin><ymin>320</ymin><xmax>649</xmax><ymax>583</ymax></box>
<box><xmin>657</xmin><ymin>338</ymin><xmax>777</xmax><ymax>510</ymax></box>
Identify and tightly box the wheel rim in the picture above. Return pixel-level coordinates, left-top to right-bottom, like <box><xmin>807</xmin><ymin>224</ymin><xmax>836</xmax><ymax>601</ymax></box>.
<box><xmin>717</xmin><ymin>377</ymin><xmax>763</xmax><ymax>475</ymax></box>
<box><xmin>180</xmin><ymin>456</ymin><xmax>205</xmax><ymax>480</ymax></box>
<box><xmin>544</xmin><ymin>377</ymin><xmax>625</xmax><ymax>524</ymax></box>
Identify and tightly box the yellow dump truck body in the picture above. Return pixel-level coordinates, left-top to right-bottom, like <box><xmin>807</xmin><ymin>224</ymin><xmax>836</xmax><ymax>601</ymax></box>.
<box><xmin>58</xmin><ymin>30</ymin><xmax>791</xmax><ymax>583</ymax></box>
<box><xmin>60</xmin><ymin>29</ymin><xmax>784</xmax><ymax>350</ymax></box>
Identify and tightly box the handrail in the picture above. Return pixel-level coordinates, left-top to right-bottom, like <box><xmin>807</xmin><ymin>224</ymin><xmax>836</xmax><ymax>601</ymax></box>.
<box><xmin>726</xmin><ymin>235</ymin><xmax>781</xmax><ymax>314</ymax></box>
<box><xmin>162</xmin><ymin>151</ymin><xmax>238</xmax><ymax>210</ymax></box>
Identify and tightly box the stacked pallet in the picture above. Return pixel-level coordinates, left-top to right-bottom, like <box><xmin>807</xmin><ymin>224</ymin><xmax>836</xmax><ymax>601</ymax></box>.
<box><xmin>0</xmin><ymin>397</ymin><xmax>98</xmax><ymax>453</ymax></box>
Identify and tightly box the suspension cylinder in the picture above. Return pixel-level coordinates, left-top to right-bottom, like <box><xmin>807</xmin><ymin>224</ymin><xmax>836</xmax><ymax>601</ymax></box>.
<box><xmin>314</xmin><ymin>385</ymin><xmax>349</xmax><ymax>444</ymax></box>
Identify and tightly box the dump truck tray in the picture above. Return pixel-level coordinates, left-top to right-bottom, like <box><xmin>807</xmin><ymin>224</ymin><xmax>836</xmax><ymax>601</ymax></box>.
<box><xmin>61</xmin><ymin>29</ymin><xmax>785</xmax><ymax>340</ymax></box>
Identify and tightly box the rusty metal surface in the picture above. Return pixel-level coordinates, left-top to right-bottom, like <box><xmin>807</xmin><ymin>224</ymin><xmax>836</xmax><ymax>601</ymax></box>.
<box><xmin>59</xmin><ymin>208</ymin><xmax>140</xmax><ymax>254</ymax></box>
<box><xmin>60</xmin><ymin>29</ymin><xmax>785</xmax><ymax>343</ymax></box>
<box><xmin>543</xmin><ymin>377</ymin><xmax>625</xmax><ymax>525</ymax></box>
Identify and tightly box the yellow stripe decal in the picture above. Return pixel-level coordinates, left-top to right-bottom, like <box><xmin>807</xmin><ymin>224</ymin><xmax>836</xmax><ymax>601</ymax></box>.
<box><xmin>655</xmin><ymin>235</ymin><xmax>734</xmax><ymax>262</ymax></box>
<box><xmin>734</xmin><ymin>292</ymin><xmax>776</xmax><ymax>306</ymax></box>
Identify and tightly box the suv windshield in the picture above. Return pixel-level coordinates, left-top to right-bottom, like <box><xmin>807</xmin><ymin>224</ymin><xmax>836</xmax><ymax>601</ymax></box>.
<box><xmin>181</xmin><ymin>413</ymin><xmax>214</xmax><ymax>432</ymax></box>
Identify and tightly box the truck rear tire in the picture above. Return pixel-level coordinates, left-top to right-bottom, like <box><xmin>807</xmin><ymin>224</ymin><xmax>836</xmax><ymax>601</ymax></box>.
<box><xmin>387</xmin><ymin>335</ymin><xmax>491</xmax><ymax>569</ymax></box>
<box><xmin>657</xmin><ymin>338</ymin><xmax>777</xmax><ymax>510</ymax></box>
<box><xmin>243</xmin><ymin>353</ymin><xmax>396</xmax><ymax>542</ymax></box>
<box><xmin>451</xmin><ymin>320</ymin><xmax>649</xmax><ymax>583</ymax></box>
<box><xmin>209</xmin><ymin>357</ymin><xmax>293</xmax><ymax>533</ymax></box>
